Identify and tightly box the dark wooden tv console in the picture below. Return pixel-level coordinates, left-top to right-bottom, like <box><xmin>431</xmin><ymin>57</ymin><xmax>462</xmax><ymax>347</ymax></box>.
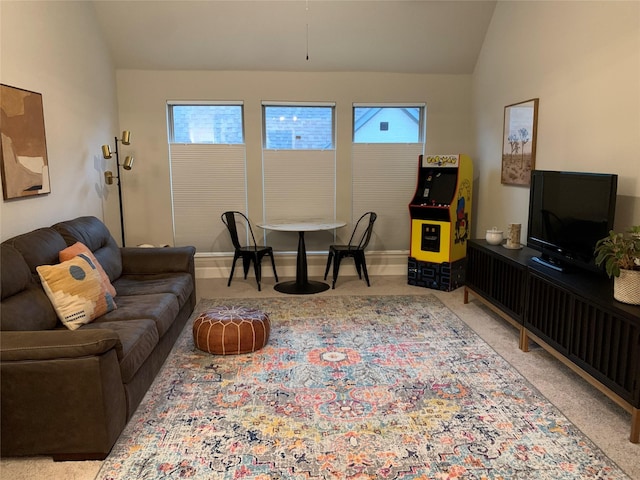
<box><xmin>464</xmin><ymin>239</ymin><xmax>640</xmax><ymax>443</ymax></box>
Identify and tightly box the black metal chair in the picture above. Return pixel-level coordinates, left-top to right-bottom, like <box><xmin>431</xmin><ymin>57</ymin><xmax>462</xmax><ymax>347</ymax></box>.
<box><xmin>221</xmin><ymin>211</ymin><xmax>278</xmax><ymax>291</ymax></box>
<box><xmin>323</xmin><ymin>212</ymin><xmax>377</xmax><ymax>289</ymax></box>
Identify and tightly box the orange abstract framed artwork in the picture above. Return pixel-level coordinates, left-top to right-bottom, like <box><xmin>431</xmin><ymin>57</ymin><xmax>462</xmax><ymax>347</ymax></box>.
<box><xmin>501</xmin><ymin>98</ymin><xmax>539</xmax><ymax>186</ymax></box>
<box><xmin>0</xmin><ymin>84</ymin><xmax>51</xmax><ymax>200</ymax></box>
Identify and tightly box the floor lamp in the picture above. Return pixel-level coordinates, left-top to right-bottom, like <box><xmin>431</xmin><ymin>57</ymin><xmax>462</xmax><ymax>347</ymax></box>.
<box><xmin>102</xmin><ymin>131</ymin><xmax>134</xmax><ymax>247</ymax></box>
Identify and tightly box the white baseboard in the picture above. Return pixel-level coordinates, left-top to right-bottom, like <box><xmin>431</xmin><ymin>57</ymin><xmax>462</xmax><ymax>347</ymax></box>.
<box><xmin>195</xmin><ymin>251</ymin><xmax>410</xmax><ymax>279</ymax></box>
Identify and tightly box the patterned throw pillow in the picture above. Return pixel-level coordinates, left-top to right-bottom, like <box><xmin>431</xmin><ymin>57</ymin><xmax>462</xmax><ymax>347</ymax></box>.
<box><xmin>36</xmin><ymin>254</ymin><xmax>116</xmax><ymax>330</ymax></box>
<box><xmin>59</xmin><ymin>241</ymin><xmax>117</xmax><ymax>297</ymax></box>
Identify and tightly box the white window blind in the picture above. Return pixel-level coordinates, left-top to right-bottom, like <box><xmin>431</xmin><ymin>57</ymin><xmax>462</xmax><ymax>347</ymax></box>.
<box><xmin>262</xmin><ymin>149</ymin><xmax>336</xmax><ymax>252</ymax></box>
<box><xmin>170</xmin><ymin>144</ymin><xmax>247</xmax><ymax>252</ymax></box>
<box><xmin>352</xmin><ymin>143</ymin><xmax>423</xmax><ymax>251</ymax></box>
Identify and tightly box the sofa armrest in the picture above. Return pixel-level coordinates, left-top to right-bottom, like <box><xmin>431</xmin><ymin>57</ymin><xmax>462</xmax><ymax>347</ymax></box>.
<box><xmin>0</xmin><ymin>329</ymin><xmax>121</xmax><ymax>362</ymax></box>
<box><xmin>1</xmin><ymin>334</ymin><xmax>126</xmax><ymax>458</ymax></box>
<box><xmin>120</xmin><ymin>246</ymin><xmax>196</xmax><ymax>275</ymax></box>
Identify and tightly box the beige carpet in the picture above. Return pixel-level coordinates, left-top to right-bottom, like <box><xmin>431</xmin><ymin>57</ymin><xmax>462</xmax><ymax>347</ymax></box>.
<box><xmin>1</xmin><ymin>275</ymin><xmax>638</xmax><ymax>479</ymax></box>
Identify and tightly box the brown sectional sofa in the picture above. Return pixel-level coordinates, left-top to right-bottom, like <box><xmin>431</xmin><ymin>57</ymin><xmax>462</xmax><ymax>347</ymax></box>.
<box><xmin>0</xmin><ymin>216</ymin><xmax>196</xmax><ymax>460</ymax></box>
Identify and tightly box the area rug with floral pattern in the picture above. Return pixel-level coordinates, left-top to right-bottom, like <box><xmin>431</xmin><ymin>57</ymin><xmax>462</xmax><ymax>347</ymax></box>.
<box><xmin>97</xmin><ymin>295</ymin><xmax>629</xmax><ymax>479</ymax></box>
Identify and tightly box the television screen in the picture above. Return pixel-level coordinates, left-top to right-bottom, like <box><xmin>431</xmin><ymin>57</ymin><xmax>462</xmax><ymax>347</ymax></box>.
<box><xmin>527</xmin><ymin>170</ymin><xmax>617</xmax><ymax>273</ymax></box>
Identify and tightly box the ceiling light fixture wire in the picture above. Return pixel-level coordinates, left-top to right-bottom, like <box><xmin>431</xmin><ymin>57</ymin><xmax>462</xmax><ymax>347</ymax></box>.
<box><xmin>306</xmin><ymin>0</ymin><xmax>310</xmax><ymax>61</ymax></box>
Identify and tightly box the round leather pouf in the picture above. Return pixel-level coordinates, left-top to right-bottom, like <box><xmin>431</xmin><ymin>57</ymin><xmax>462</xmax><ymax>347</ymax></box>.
<box><xmin>192</xmin><ymin>306</ymin><xmax>270</xmax><ymax>355</ymax></box>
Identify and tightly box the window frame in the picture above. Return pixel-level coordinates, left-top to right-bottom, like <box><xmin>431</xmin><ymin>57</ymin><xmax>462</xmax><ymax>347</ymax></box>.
<box><xmin>262</xmin><ymin>101</ymin><xmax>336</xmax><ymax>150</ymax></box>
<box><xmin>352</xmin><ymin>103</ymin><xmax>426</xmax><ymax>144</ymax></box>
<box><xmin>167</xmin><ymin>100</ymin><xmax>245</xmax><ymax>145</ymax></box>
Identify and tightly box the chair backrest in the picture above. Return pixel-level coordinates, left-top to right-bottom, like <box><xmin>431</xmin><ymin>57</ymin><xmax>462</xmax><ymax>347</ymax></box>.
<box><xmin>348</xmin><ymin>212</ymin><xmax>377</xmax><ymax>250</ymax></box>
<box><xmin>221</xmin><ymin>211</ymin><xmax>258</xmax><ymax>251</ymax></box>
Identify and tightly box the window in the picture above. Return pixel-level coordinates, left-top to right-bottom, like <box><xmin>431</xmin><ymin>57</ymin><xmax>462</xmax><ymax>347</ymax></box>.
<box><xmin>352</xmin><ymin>103</ymin><xmax>426</xmax><ymax>251</ymax></box>
<box><xmin>169</xmin><ymin>104</ymin><xmax>244</xmax><ymax>144</ymax></box>
<box><xmin>262</xmin><ymin>102</ymin><xmax>337</xmax><ymax>252</ymax></box>
<box><xmin>353</xmin><ymin>106</ymin><xmax>424</xmax><ymax>143</ymax></box>
<box><xmin>168</xmin><ymin>102</ymin><xmax>247</xmax><ymax>252</ymax></box>
<box><xmin>263</xmin><ymin>104</ymin><xmax>334</xmax><ymax>149</ymax></box>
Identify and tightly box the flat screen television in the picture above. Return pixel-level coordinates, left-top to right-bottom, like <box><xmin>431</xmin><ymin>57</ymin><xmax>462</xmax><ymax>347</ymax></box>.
<box><xmin>527</xmin><ymin>170</ymin><xmax>618</xmax><ymax>274</ymax></box>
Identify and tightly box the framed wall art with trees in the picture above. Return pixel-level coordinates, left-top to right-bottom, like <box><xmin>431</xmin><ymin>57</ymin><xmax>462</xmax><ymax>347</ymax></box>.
<box><xmin>501</xmin><ymin>98</ymin><xmax>539</xmax><ymax>186</ymax></box>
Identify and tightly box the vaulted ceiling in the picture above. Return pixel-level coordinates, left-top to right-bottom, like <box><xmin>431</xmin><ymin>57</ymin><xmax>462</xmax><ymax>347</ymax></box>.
<box><xmin>92</xmin><ymin>0</ymin><xmax>497</xmax><ymax>74</ymax></box>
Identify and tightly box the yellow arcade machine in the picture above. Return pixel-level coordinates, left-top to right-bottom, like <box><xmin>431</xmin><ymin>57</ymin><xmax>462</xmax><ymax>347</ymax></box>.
<box><xmin>408</xmin><ymin>154</ymin><xmax>472</xmax><ymax>291</ymax></box>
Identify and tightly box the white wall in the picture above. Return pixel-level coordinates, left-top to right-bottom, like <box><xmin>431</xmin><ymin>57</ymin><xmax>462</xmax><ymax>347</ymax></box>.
<box><xmin>115</xmin><ymin>70</ymin><xmax>473</xmax><ymax>247</ymax></box>
<box><xmin>6</xmin><ymin>0</ymin><xmax>636</xmax><ymax>256</ymax></box>
<box><xmin>0</xmin><ymin>1</ymin><xmax>119</xmax><ymax>241</ymax></box>
<box><xmin>472</xmin><ymin>0</ymin><xmax>640</xmax><ymax>239</ymax></box>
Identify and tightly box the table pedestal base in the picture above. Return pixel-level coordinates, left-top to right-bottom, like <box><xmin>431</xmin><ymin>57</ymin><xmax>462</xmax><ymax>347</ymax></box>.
<box><xmin>274</xmin><ymin>280</ymin><xmax>329</xmax><ymax>295</ymax></box>
<box><xmin>273</xmin><ymin>230</ymin><xmax>330</xmax><ymax>295</ymax></box>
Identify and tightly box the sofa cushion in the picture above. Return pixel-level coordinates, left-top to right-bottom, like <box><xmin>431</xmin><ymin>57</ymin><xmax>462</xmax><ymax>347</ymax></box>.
<box><xmin>81</xmin><ymin>320</ymin><xmax>159</xmax><ymax>383</ymax></box>
<box><xmin>95</xmin><ymin>293</ymin><xmax>179</xmax><ymax>338</ymax></box>
<box><xmin>1</xmin><ymin>243</ymin><xmax>32</xmax><ymax>300</ymax></box>
<box><xmin>53</xmin><ymin>216</ymin><xmax>123</xmax><ymax>281</ymax></box>
<box><xmin>60</xmin><ymin>242</ymin><xmax>117</xmax><ymax>298</ymax></box>
<box><xmin>1</xmin><ymin>243</ymin><xmax>58</xmax><ymax>331</ymax></box>
<box><xmin>5</xmin><ymin>228</ymin><xmax>67</xmax><ymax>281</ymax></box>
<box><xmin>0</xmin><ymin>285</ymin><xmax>59</xmax><ymax>331</ymax></box>
<box><xmin>37</xmin><ymin>255</ymin><xmax>117</xmax><ymax>330</ymax></box>
<box><xmin>113</xmin><ymin>273</ymin><xmax>194</xmax><ymax>307</ymax></box>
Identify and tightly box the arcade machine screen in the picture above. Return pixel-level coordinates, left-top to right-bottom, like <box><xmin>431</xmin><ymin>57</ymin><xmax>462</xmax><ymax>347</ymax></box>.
<box><xmin>422</xmin><ymin>170</ymin><xmax>458</xmax><ymax>206</ymax></box>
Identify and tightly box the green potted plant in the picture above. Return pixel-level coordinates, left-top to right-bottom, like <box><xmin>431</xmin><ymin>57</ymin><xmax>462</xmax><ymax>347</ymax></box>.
<box><xmin>594</xmin><ymin>226</ymin><xmax>640</xmax><ymax>305</ymax></box>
